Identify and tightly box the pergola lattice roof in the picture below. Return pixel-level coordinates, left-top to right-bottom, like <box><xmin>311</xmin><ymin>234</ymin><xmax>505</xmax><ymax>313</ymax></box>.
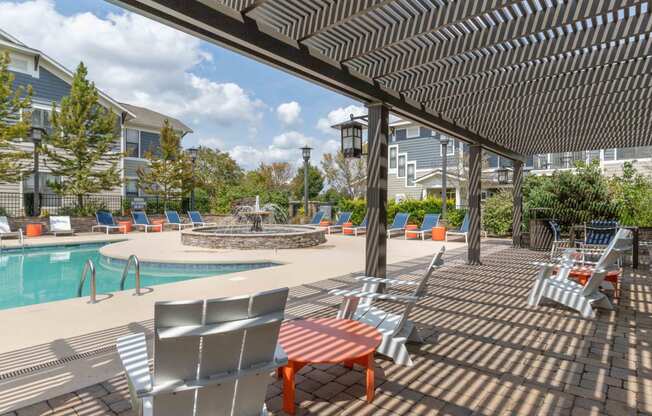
<box><xmin>113</xmin><ymin>0</ymin><xmax>652</xmax><ymax>159</ymax></box>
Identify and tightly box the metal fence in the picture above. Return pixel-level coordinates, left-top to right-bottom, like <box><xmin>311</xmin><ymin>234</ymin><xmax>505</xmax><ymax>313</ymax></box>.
<box><xmin>0</xmin><ymin>192</ymin><xmax>209</xmax><ymax>217</ymax></box>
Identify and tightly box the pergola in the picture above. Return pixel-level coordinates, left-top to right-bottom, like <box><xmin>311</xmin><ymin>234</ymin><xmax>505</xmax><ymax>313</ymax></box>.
<box><xmin>109</xmin><ymin>0</ymin><xmax>652</xmax><ymax>272</ymax></box>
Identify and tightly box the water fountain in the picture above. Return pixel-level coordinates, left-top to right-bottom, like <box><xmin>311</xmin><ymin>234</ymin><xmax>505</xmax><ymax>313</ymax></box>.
<box><xmin>181</xmin><ymin>196</ymin><xmax>326</xmax><ymax>250</ymax></box>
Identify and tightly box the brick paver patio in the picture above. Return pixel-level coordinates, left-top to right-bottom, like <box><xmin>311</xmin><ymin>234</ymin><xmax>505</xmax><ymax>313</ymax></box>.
<box><xmin>6</xmin><ymin>241</ymin><xmax>652</xmax><ymax>415</ymax></box>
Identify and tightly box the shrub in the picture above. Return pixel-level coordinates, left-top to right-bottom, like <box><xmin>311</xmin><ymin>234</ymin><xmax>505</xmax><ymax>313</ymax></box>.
<box><xmin>444</xmin><ymin>207</ymin><xmax>466</xmax><ymax>228</ymax></box>
<box><xmin>337</xmin><ymin>197</ymin><xmax>456</xmax><ymax>226</ymax></box>
<box><xmin>337</xmin><ymin>198</ymin><xmax>366</xmax><ymax>225</ymax></box>
<box><xmin>483</xmin><ymin>191</ymin><xmax>513</xmax><ymax>236</ymax></box>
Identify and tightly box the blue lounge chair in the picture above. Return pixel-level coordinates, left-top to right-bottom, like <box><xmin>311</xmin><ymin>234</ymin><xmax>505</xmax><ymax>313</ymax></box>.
<box><xmin>548</xmin><ymin>220</ymin><xmax>572</xmax><ymax>258</ymax></box>
<box><xmin>446</xmin><ymin>213</ymin><xmax>469</xmax><ymax>243</ymax></box>
<box><xmin>132</xmin><ymin>211</ymin><xmax>159</xmax><ymax>233</ymax></box>
<box><xmin>344</xmin><ymin>215</ymin><xmax>368</xmax><ymax>236</ymax></box>
<box><xmin>92</xmin><ymin>211</ymin><xmax>126</xmax><ymax>234</ymax></box>
<box><xmin>583</xmin><ymin>220</ymin><xmax>619</xmax><ymax>246</ymax></box>
<box><xmin>307</xmin><ymin>210</ymin><xmax>325</xmax><ymax>226</ymax></box>
<box><xmin>406</xmin><ymin>213</ymin><xmax>440</xmax><ymax>240</ymax></box>
<box><xmin>324</xmin><ymin>212</ymin><xmax>353</xmax><ymax>234</ymax></box>
<box><xmin>387</xmin><ymin>212</ymin><xmax>410</xmax><ymax>239</ymax></box>
<box><xmin>187</xmin><ymin>211</ymin><xmax>217</xmax><ymax>227</ymax></box>
<box><xmin>165</xmin><ymin>210</ymin><xmax>194</xmax><ymax>231</ymax></box>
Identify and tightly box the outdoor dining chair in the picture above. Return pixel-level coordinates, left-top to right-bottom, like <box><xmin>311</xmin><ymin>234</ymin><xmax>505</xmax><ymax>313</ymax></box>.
<box><xmin>528</xmin><ymin>228</ymin><xmax>632</xmax><ymax>319</ymax></box>
<box><xmin>328</xmin><ymin>247</ymin><xmax>445</xmax><ymax>366</ymax></box>
<box><xmin>116</xmin><ymin>287</ymin><xmax>289</xmax><ymax>416</ymax></box>
<box><xmin>387</xmin><ymin>212</ymin><xmax>410</xmax><ymax>239</ymax></box>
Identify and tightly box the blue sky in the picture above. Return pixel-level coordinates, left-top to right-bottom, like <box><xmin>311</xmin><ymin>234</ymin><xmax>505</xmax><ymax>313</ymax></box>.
<box><xmin>0</xmin><ymin>0</ymin><xmax>368</xmax><ymax>169</ymax></box>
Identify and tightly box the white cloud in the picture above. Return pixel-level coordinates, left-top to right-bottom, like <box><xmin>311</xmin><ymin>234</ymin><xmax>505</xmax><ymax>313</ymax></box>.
<box><xmin>197</xmin><ymin>137</ymin><xmax>226</xmax><ymax>149</ymax></box>
<box><xmin>0</xmin><ymin>0</ymin><xmax>265</xmax><ymax>128</ymax></box>
<box><xmin>316</xmin><ymin>104</ymin><xmax>367</xmax><ymax>134</ymax></box>
<box><xmin>276</xmin><ymin>101</ymin><xmax>301</xmax><ymax>125</ymax></box>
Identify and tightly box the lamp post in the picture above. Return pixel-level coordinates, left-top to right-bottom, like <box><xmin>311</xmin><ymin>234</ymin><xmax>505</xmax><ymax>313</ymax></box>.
<box><xmin>30</xmin><ymin>127</ymin><xmax>46</xmax><ymax>217</ymax></box>
<box><xmin>440</xmin><ymin>136</ymin><xmax>450</xmax><ymax>220</ymax></box>
<box><xmin>187</xmin><ymin>147</ymin><xmax>198</xmax><ymax>211</ymax></box>
<box><xmin>301</xmin><ymin>146</ymin><xmax>312</xmax><ymax>218</ymax></box>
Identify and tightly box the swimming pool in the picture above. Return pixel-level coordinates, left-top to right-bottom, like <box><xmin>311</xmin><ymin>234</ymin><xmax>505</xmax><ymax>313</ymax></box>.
<box><xmin>0</xmin><ymin>243</ymin><xmax>276</xmax><ymax>310</ymax></box>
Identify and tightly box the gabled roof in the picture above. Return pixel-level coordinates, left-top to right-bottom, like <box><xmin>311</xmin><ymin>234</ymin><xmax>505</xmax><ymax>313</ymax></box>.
<box><xmin>120</xmin><ymin>103</ymin><xmax>193</xmax><ymax>134</ymax></box>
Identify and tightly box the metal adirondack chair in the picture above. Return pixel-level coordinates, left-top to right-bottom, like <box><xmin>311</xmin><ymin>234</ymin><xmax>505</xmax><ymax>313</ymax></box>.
<box><xmin>528</xmin><ymin>228</ymin><xmax>632</xmax><ymax>319</ymax></box>
<box><xmin>329</xmin><ymin>247</ymin><xmax>445</xmax><ymax>366</ymax></box>
<box><xmin>116</xmin><ymin>288</ymin><xmax>289</xmax><ymax>416</ymax></box>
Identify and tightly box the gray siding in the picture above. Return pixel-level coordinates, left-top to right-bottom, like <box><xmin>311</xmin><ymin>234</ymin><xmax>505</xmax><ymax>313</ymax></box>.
<box><xmin>12</xmin><ymin>67</ymin><xmax>71</xmax><ymax>104</ymax></box>
<box><xmin>388</xmin><ymin>174</ymin><xmax>423</xmax><ymax>200</ymax></box>
<box><xmin>396</xmin><ymin>136</ymin><xmax>457</xmax><ymax>170</ymax></box>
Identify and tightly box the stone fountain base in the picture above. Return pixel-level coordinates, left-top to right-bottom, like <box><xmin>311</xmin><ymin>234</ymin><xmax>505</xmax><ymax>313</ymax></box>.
<box><xmin>181</xmin><ymin>225</ymin><xmax>326</xmax><ymax>250</ymax></box>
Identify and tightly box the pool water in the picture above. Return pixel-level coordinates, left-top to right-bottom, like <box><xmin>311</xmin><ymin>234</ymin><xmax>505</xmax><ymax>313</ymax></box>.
<box><xmin>0</xmin><ymin>243</ymin><xmax>275</xmax><ymax>310</ymax></box>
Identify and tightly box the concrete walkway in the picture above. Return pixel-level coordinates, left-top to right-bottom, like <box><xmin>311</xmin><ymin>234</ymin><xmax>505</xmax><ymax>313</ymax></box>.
<box><xmin>6</xmin><ymin>241</ymin><xmax>652</xmax><ymax>415</ymax></box>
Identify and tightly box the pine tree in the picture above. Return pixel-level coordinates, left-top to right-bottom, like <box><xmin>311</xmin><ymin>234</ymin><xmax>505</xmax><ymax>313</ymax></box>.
<box><xmin>0</xmin><ymin>52</ymin><xmax>32</xmax><ymax>183</ymax></box>
<box><xmin>41</xmin><ymin>62</ymin><xmax>121</xmax><ymax>208</ymax></box>
<box><xmin>137</xmin><ymin>119</ymin><xmax>193</xmax><ymax>208</ymax></box>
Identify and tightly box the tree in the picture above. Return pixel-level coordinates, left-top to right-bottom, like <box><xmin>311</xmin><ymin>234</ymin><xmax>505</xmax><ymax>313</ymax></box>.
<box><xmin>42</xmin><ymin>62</ymin><xmax>121</xmax><ymax>207</ymax></box>
<box><xmin>0</xmin><ymin>52</ymin><xmax>32</xmax><ymax>183</ymax></box>
<box><xmin>194</xmin><ymin>146</ymin><xmax>243</xmax><ymax>199</ymax></box>
<box><xmin>256</xmin><ymin>162</ymin><xmax>294</xmax><ymax>191</ymax></box>
<box><xmin>137</xmin><ymin>119</ymin><xmax>193</xmax><ymax>207</ymax></box>
<box><xmin>290</xmin><ymin>164</ymin><xmax>323</xmax><ymax>200</ymax></box>
<box><xmin>320</xmin><ymin>151</ymin><xmax>366</xmax><ymax>198</ymax></box>
<box><xmin>609</xmin><ymin>162</ymin><xmax>652</xmax><ymax>226</ymax></box>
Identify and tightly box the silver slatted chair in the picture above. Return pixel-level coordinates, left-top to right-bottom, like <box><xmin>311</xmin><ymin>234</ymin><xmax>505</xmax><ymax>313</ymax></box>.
<box><xmin>528</xmin><ymin>228</ymin><xmax>632</xmax><ymax>319</ymax></box>
<box><xmin>116</xmin><ymin>288</ymin><xmax>289</xmax><ymax>416</ymax></box>
<box><xmin>329</xmin><ymin>247</ymin><xmax>445</xmax><ymax>366</ymax></box>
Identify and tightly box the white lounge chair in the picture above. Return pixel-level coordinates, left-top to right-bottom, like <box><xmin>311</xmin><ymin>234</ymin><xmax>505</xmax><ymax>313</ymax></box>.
<box><xmin>329</xmin><ymin>247</ymin><xmax>445</xmax><ymax>366</ymax></box>
<box><xmin>117</xmin><ymin>288</ymin><xmax>289</xmax><ymax>416</ymax></box>
<box><xmin>49</xmin><ymin>216</ymin><xmax>74</xmax><ymax>236</ymax></box>
<box><xmin>528</xmin><ymin>228</ymin><xmax>632</xmax><ymax>319</ymax></box>
<box><xmin>0</xmin><ymin>216</ymin><xmax>23</xmax><ymax>245</ymax></box>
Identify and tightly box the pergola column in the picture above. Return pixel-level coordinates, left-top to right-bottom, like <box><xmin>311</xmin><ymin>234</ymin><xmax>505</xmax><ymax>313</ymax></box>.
<box><xmin>365</xmin><ymin>103</ymin><xmax>389</xmax><ymax>279</ymax></box>
<box><xmin>512</xmin><ymin>160</ymin><xmax>523</xmax><ymax>248</ymax></box>
<box><xmin>467</xmin><ymin>144</ymin><xmax>482</xmax><ymax>265</ymax></box>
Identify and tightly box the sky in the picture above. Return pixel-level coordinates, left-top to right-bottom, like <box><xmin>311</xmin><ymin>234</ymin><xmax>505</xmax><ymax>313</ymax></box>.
<box><xmin>0</xmin><ymin>0</ymin><xmax>370</xmax><ymax>170</ymax></box>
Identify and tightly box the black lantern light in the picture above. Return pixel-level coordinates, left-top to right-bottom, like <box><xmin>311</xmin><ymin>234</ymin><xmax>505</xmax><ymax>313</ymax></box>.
<box><xmin>301</xmin><ymin>145</ymin><xmax>312</xmax><ymax>161</ymax></box>
<box><xmin>187</xmin><ymin>147</ymin><xmax>199</xmax><ymax>163</ymax></box>
<box><xmin>340</xmin><ymin>114</ymin><xmax>364</xmax><ymax>158</ymax></box>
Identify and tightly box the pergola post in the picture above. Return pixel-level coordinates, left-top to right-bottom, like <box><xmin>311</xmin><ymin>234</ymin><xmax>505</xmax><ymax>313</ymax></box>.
<box><xmin>365</xmin><ymin>103</ymin><xmax>389</xmax><ymax>279</ymax></box>
<box><xmin>468</xmin><ymin>144</ymin><xmax>482</xmax><ymax>265</ymax></box>
<box><xmin>512</xmin><ymin>160</ymin><xmax>523</xmax><ymax>248</ymax></box>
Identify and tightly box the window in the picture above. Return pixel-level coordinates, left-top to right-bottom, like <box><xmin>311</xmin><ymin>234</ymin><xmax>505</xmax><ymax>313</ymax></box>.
<box><xmin>140</xmin><ymin>132</ymin><xmax>161</xmax><ymax>158</ymax></box>
<box><xmin>126</xmin><ymin>179</ymin><xmax>139</xmax><ymax>196</ymax></box>
<box><xmin>8</xmin><ymin>55</ymin><xmax>30</xmax><ymax>74</ymax></box>
<box><xmin>406</xmin><ymin>127</ymin><xmax>420</xmax><ymax>138</ymax></box>
<box><xmin>395</xmin><ymin>128</ymin><xmax>406</xmax><ymax>141</ymax></box>
<box><xmin>126</xmin><ymin>129</ymin><xmax>140</xmax><ymax>158</ymax></box>
<box><xmin>440</xmin><ymin>137</ymin><xmax>454</xmax><ymax>156</ymax></box>
<box><xmin>398</xmin><ymin>154</ymin><xmax>406</xmax><ymax>177</ymax></box>
<box><xmin>389</xmin><ymin>146</ymin><xmax>397</xmax><ymax>169</ymax></box>
<box><xmin>603</xmin><ymin>149</ymin><xmax>616</xmax><ymax>161</ymax></box>
<box><xmin>406</xmin><ymin>163</ymin><xmax>416</xmax><ymax>186</ymax></box>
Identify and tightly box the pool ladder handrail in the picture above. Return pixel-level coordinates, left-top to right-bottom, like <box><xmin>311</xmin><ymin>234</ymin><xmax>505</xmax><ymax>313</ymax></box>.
<box><xmin>119</xmin><ymin>254</ymin><xmax>141</xmax><ymax>295</ymax></box>
<box><xmin>77</xmin><ymin>259</ymin><xmax>97</xmax><ymax>303</ymax></box>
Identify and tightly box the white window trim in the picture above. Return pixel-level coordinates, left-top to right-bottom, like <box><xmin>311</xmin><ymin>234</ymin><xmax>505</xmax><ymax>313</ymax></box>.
<box><xmin>7</xmin><ymin>52</ymin><xmax>38</xmax><ymax>78</ymax></box>
<box><xmin>406</xmin><ymin>162</ymin><xmax>417</xmax><ymax>187</ymax></box>
<box><xmin>389</xmin><ymin>145</ymin><xmax>398</xmax><ymax>172</ymax></box>
<box><xmin>439</xmin><ymin>139</ymin><xmax>455</xmax><ymax>156</ymax></box>
<box><xmin>397</xmin><ymin>153</ymin><xmax>407</xmax><ymax>178</ymax></box>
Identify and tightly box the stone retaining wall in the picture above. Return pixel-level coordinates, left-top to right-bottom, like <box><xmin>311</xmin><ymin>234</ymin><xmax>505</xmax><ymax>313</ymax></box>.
<box><xmin>181</xmin><ymin>226</ymin><xmax>326</xmax><ymax>250</ymax></box>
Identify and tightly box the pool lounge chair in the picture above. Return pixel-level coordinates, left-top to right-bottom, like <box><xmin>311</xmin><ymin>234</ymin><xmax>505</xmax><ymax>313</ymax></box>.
<box><xmin>164</xmin><ymin>210</ymin><xmax>194</xmax><ymax>231</ymax></box>
<box><xmin>92</xmin><ymin>211</ymin><xmax>126</xmax><ymax>234</ymax></box>
<box><xmin>406</xmin><ymin>213</ymin><xmax>440</xmax><ymax>240</ymax></box>
<box><xmin>0</xmin><ymin>216</ymin><xmax>23</xmax><ymax>245</ymax></box>
<box><xmin>528</xmin><ymin>228</ymin><xmax>632</xmax><ymax>319</ymax></box>
<box><xmin>324</xmin><ymin>211</ymin><xmax>352</xmax><ymax>234</ymax></box>
<box><xmin>343</xmin><ymin>215</ymin><xmax>368</xmax><ymax>236</ymax></box>
<box><xmin>329</xmin><ymin>247</ymin><xmax>445</xmax><ymax>366</ymax></box>
<box><xmin>116</xmin><ymin>287</ymin><xmax>289</xmax><ymax>416</ymax></box>
<box><xmin>387</xmin><ymin>212</ymin><xmax>410</xmax><ymax>239</ymax></box>
<box><xmin>549</xmin><ymin>220</ymin><xmax>573</xmax><ymax>259</ymax></box>
<box><xmin>132</xmin><ymin>211</ymin><xmax>159</xmax><ymax>233</ymax></box>
<box><xmin>49</xmin><ymin>216</ymin><xmax>74</xmax><ymax>236</ymax></box>
<box><xmin>307</xmin><ymin>210</ymin><xmax>325</xmax><ymax>226</ymax></box>
<box><xmin>187</xmin><ymin>211</ymin><xmax>217</xmax><ymax>227</ymax></box>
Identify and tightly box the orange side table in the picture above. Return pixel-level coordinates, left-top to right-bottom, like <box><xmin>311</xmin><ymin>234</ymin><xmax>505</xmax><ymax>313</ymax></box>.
<box><xmin>432</xmin><ymin>226</ymin><xmax>446</xmax><ymax>241</ymax></box>
<box><xmin>25</xmin><ymin>223</ymin><xmax>43</xmax><ymax>237</ymax></box>
<box><xmin>405</xmin><ymin>224</ymin><xmax>419</xmax><ymax>239</ymax></box>
<box><xmin>150</xmin><ymin>219</ymin><xmax>165</xmax><ymax>232</ymax></box>
<box><xmin>342</xmin><ymin>222</ymin><xmax>354</xmax><ymax>235</ymax></box>
<box><xmin>117</xmin><ymin>220</ymin><xmax>132</xmax><ymax>233</ymax></box>
<box><xmin>562</xmin><ymin>267</ymin><xmax>622</xmax><ymax>299</ymax></box>
<box><xmin>278</xmin><ymin>318</ymin><xmax>381</xmax><ymax>415</ymax></box>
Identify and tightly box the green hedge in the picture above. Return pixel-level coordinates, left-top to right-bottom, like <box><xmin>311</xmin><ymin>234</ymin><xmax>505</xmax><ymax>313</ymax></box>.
<box><xmin>482</xmin><ymin>190</ymin><xmax>513</xmax><ymax>236</ymax></box>
<box><xmin>337</xmin><ymin>197</ymin><xmax>466</xmax><ymax>227</ymax></box>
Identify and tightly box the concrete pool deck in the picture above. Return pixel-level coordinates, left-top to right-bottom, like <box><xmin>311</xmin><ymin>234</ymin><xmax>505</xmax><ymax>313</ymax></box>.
<box><xmin>0</xmin><ymin>230</ymin><xmax>464</xmax><ymax>412</ymax></box>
